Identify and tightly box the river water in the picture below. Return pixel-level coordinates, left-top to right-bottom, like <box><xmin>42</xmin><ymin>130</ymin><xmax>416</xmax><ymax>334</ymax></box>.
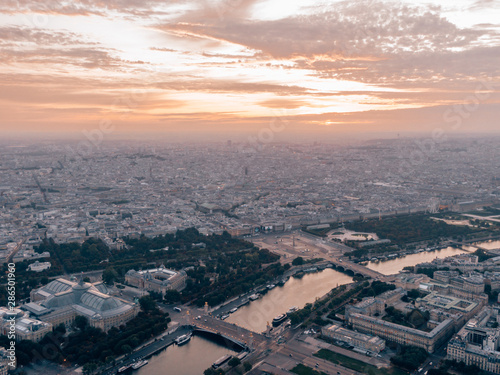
<box><xmin>469</xmin><ymin>240</ymin><xmax>500</xmax><ymax>250</ymax></box>
<box><xmin>135</xmin><ymin>334</ymin><xmax>237</xmax><ymax>375</ymax></box>
<box><xmin>365</xmin><ymin>246</ymin><xmax>467</xmax><ymax>275</ymax></box>
<box><xmin>227</xmin><ymin>268</ymin><xmax>353</xmax><ymax>333</ymax></box>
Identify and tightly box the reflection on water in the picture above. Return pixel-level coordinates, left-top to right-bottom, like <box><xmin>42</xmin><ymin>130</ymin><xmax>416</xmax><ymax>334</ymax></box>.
<box><xmin>365</xmin><ymin>247</ymin><xmax>467</xmax><ymax>275</ymax></box>
<box><xmin>135</xmin><ymin>335</ymin><xmax>237</xmax><ymax>375</ymax></box>
<box><xmin>471</xmin><ymin>240</ymin><xmax>500</xmax><ymax>250</ymax></box>
<box><xmin>227</xmin><ymin>268</ymin><xmax>353</xmax><ymax>333</ymax></box>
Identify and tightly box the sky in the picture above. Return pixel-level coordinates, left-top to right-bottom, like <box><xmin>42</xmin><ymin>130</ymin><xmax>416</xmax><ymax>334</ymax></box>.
<box><xmin>0</xmin><ymin>0</ymin><xmax>499</xmax><ymax>139</ymax></box>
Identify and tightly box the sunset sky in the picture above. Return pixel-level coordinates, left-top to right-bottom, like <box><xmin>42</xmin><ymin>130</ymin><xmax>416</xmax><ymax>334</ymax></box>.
<box><xmin>0</xmin><ymin>0</ymin><xmax>499</xmax><ymax>138</ymax></box>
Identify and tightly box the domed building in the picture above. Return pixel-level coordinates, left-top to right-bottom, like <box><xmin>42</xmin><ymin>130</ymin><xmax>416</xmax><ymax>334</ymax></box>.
<box><xmin>22</xmin><ymin>277</ymin><xmax>139</xmax><ymax>332</ymax></box>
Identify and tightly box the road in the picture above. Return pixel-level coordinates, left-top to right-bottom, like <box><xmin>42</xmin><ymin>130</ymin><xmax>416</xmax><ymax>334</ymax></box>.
<box><xmin>260</xmin><ymin>337</ymin><xmax>366</xmax><ymax>375</ymax></box>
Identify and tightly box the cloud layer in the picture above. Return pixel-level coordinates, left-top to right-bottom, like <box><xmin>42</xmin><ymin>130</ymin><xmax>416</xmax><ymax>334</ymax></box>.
<box><xmin>0</xmin><ymin>0</ymin><xmax>499</xmax><ymax>136</ymax></box>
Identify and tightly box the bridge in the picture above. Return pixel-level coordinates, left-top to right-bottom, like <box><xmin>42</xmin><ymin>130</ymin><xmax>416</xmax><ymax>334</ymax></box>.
<box><xmin>189</xmin><ymin>314</ymin><xmax>269</xmax><ymax>351</ymax></box>
<box><xmin>327</xmin><ymin>258</ymin><xmax>385</xmax><ymax>279</ymax></box>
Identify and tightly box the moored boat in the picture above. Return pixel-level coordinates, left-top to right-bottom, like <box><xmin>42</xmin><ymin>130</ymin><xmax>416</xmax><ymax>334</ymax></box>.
<box><xmin>212</xmin><ymin>354</ymin><xmax>231</xmax><ymax>369</ymax></box>
<box><xmin>175</xmin><ymin>333</ymin><xmax>191</xmax><ymax>345</ymax></box>
<box><xmin>249</xmin><ymin>293</ymin><xmax>260</xmax><ymax>301</ymax></box>
<box><xmin>131</xmin><ymin>359</ymin><xmax>148</xmax><ymax>370</ymax></box>
<box><xmin>286</xmin><ymin>306</ymin><xmax>298</xmax><ymax>315</ymax></box>
<box><xmin>272</xmin><ymin>313</ymin><xmax>287</xmax><ymax>326</ymax></box>
<box><xmin>117</xmin><ymin>364</ymin><xmax>132</xmax><ymax>373</ymax></box>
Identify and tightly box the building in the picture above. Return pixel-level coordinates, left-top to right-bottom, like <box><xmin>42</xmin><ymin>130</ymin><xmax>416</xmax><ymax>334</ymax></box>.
<box><xmin>0</xmin><ymin>347</ymin><xmax>11</xmax><ymax>374</ymax></box>
<box><xmin>415</xmin><ymin>292</ymin><xmax>484</xmax><ymax>329</ymax></box>
<box><xmin>391</xmin><ymin>272</ymin><xmax>431</xmax><ymax>290</ymax></box>
<box><xmin>322</xmin><ymin>323</ymin><xmax>385</xmax><ymax>353</ymax></box>
<box><xmin>347</xmin><ymin>312</ymin><xmax>454</xmax><ymax>353</ymax></box>
<box><xmin>346</xmin><ymin>288</ymin><xmax>455</xmax><ymax>353</ymax></box>
<box><xmin>416</xmin><ymin>254</ymin><xmax>480</xmax><ymax>273</ymax></box>
<box><xmin>28</xmin><ymin>260</ymin><xmax>51</xmax><ymax>272</ymax></box>
<box><xmin>0</xmin><ymin>307</ymin><xmax>52</xmax><ymax>342</ymax></box>
<box><xmin>419</xmin><ymin>273</ymin><xmax>488</xmax><ymax>303</ymax></box>
<box><xmin>23</xmin><ymin>277</ymin><xmax>138</xmax><ymax>332</ymax></box>
<box><xmin>447</xmin><ymin>309</ymin><xmax>500</xmax><ymax>374</ymax></box>
<box><xmin>125</xmin><ymin>265</ymin><xmax>187</xmax><ymax>294</ymax></box>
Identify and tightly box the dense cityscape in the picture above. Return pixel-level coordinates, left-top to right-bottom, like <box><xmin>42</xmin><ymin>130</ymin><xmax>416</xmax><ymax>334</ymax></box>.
<box><xmin>0</xmin><ymin>137</ymin><xmax>499</xmax><ymax>375</ymax></box>
<box><xmin>1</xmin><ymin>0</ymin><xmax>499</xmax><ymax>374</ymax></box>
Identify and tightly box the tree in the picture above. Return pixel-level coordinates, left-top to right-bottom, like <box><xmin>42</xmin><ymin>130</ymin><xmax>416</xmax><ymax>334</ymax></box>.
<box><xmin>54</xmin><ymin>323</ymin><xmax>66</xmax><ymax>334</ymax></box>
<box><xmin>292</xmin><ymin>257</ymin><xmax>304</xmax><ymax>266</ymax></box>
<box><xmin>164</xmin><ymin>289</ymin><xmax>182</xmax><ymax>303</ymax></box>
<box><xmin>243</xmin><ymin>362</ymin><xmax>252</xmax><ymax>372</ymax></box>
<box><xmin>102</xmin><ymin>267</ymin><xmax>118</xmax><ymax>285</ymax></box>
<box><xmin>139</xmin><ymin>295</ymin><xmax>157</xmax><ymax>313</ymax></box>
<box><xmin>391</xmin><ymin>346</ymin><xmax>428</xmax><ymax>371</ymax></box>
<box><xmin>228</xmin><ymin>356</ymin><xmax>241</xmax><ymax>367</ymax></box>
<box><xmin>73</xmin><ymin>315</ymin><xmax>88</xmax><ymax>331</ymax></box>
<box><xmin>121</xmin><ymin>344</ymin><xmax>132</xmax><ymax>354</ymax></box>
<box><xmin>83</xmin><ymin>362</ymin><xmax>98</xmax><ymax>375</ymax></box>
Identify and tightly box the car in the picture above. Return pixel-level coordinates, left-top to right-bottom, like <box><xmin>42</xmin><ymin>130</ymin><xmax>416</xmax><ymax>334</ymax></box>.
<box><xmin>173</xmin><ymin>307</ymin><xmax>181</xmax><ymax>312</ymax></box>
<box><xmin>315</xmin><ymin>363</ymin><xmax>319</xmax><ymax>368</ymax></box>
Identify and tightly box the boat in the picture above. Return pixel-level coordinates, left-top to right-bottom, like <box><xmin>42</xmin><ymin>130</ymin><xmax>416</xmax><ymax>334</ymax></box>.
<box><xmin>267</xmin><ymin>284</ymin><xmax>276</xmax><ymax>290</ymax></box>
<box><xmin>249</xmin><ymin>293</ymin><xmax>260</xmax><ymax>301</ymax></box>
<box><xmin>131</xmin><ymin>360</ymin><xmax>148</xmax><ymax>370</ymax></box>
<box><xmin>117</xmin><ymin>364</ymin><xmax>132</xmax><ymax>373</ymax></box>
<box><xmin>287</xmin><ymin>306</ymin><xmax>299</xmax><ymax>315</ymax></box>
<box><xmin>212</xmin><ymin>354</ymin><xmax>231</xmax><ymax>369</ymax></box>
<box><xmin>175</xmin><ymin>333</ymin><xmax>191</xmax><ymax>345</ymax></box>
<box><xmin>229</xmin><ymin>307</ymin><xmax>238</xmax><ymax>313</ymax></box>
<box><xmin>272</xmin><ymin>314</ymin><xmax>287</xmax><ymax>327</ymax></box>
<box><xmin>304</xmin><ymin>267</ymin><xmax>318</xmax><ymax>273</ymax></box>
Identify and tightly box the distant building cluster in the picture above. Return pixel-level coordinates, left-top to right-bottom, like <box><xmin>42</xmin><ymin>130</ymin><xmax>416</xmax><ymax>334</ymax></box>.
<box><xmin>1</xmin><ymin>139</ymin><xmax>499</xmax><ymax>263</ymax></box>
<box><xmin>23</xmin><ymin>277</ymin><xmax>139</xmax><ymax>332</ymax></box>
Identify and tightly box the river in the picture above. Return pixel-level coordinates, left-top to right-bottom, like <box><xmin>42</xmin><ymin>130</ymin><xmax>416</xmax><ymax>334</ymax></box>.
<box><xmin>227</xmin><ymin>268</ymin><xmax>353</xmax><ymax>333</ymax></box>
<box><xmin>365</xmin><ymin>246</ymin><xmax>467</xmax><ymax>275</ymax></box>
<box><xmin>467</xmin><ymin>240</ymin><xmax>500</xmax><ymax>250</ymax></box>
<box><xmin>135</xmin><ymin>334</ymin><xmax>237</xmax><ymax>375</ymax></box>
